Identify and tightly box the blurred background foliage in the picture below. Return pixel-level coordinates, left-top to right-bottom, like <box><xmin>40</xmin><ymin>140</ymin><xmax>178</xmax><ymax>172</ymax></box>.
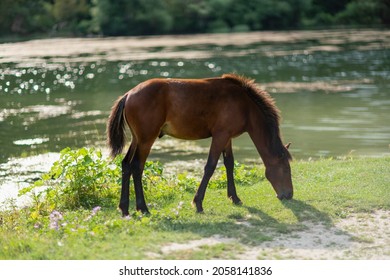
<box><xmin>0</xmin><ymin>0</ymin><xmax>388</xmax><ymax>38</ymax></box>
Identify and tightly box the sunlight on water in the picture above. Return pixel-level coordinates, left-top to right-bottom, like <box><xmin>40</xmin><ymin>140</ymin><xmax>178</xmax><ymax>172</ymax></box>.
<box><xmin>0</xmin><ymin>30</ymin><xmax>389</xmax><ymax>164</ymax></box>
<box><xmin>13</xmin><ymin>138</ymin><xmax>50</xmax><ymax>146</ymax></box>
<box><xmin>0</xmin><ymin>153</ymin><xmax>59</xmax><ymax>209</ymax></box>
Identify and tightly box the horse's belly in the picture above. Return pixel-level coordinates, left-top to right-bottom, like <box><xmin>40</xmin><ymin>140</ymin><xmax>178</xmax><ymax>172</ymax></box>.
<box><xmin>161</xmin><ymin>121</ymin><xmax>212</xmax><ymax>140</ymax></box>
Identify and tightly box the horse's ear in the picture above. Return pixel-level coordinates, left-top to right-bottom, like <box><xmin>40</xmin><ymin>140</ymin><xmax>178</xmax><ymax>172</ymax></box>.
<box><xmin>285</xmin><ymin>142</ymin><xmax>291</xmax><ymax>149</ymax></box>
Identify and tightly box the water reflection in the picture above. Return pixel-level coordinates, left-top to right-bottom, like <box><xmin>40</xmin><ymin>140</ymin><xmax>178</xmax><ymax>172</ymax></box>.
<box><xmin>0</xmin><ymin>30</ymin><xmax>389</xmax><ymax>163</ymax></box>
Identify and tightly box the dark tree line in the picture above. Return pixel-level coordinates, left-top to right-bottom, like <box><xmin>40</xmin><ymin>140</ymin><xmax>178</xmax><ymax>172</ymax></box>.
<box><xmin>0</xmin><ymin>0</ymin><xmax>388</xmax><ymax>38</ymax></box>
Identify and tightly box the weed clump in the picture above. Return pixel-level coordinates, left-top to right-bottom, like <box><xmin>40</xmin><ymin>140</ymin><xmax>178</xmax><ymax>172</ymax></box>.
<box><xmin>20</xmin><ymin>147</ymin><xmax>121</xmax><ymax>212</ymax></box>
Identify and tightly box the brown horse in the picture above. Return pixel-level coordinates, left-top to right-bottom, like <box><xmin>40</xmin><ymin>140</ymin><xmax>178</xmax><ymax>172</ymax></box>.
<box><xmin>107</xmin><ymin>74</ymin><xmax>293</xmax><ymax>216</ymax></box>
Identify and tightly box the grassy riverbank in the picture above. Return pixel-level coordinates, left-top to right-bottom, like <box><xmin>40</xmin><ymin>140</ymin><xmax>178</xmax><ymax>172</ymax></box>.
<box><xmin>0</xmin><ymin>148</ymin><xmax>389</xmax><ymax>259</ymax></box>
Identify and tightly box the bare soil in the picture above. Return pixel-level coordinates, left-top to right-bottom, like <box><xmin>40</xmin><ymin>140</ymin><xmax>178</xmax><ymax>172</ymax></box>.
<box><xmin>158</xmin><ymin>210</ymin><xmax>390</xmax><ymax>259</ymax></box>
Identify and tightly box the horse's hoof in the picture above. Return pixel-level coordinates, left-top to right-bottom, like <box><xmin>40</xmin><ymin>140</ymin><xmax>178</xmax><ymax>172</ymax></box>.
<box><xmin>192</xmin><ymin>199</ymin><xmax>204</xmax><ymax>213</ymax></box>
<box><xmin>233</xmin><ymin>200</ymin><xmax>243</xmax><ymax>206</ymax></box>
<box><xmin>229</xmin><ymin>196</ymin><xmax>242</xmax><ymax>206</ymax></box>
<box><xmin>119</xmin><ymin>209</ymin><xmax>129</xmax><ymax>217</ymax></box>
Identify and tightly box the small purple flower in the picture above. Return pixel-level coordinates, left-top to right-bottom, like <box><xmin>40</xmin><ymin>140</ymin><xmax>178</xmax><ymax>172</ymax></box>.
<box><xmin>49</xmin><ymin>210</ymin><xmax>63</xmax><ymax>230</ymax></box>
<box><xmin>92</xmin><ymin>206</ymin><xmax>101</xmax><ymax>214</ymax></box>
<box><xmin>173</xmin><ymin>201</ymin><xmax>184</xmax><ymax>216</ymax></box>
<box><xmin>85</xmin><ymin>206</ymin><xmax>101</xmax><ymax>221</ymax></box>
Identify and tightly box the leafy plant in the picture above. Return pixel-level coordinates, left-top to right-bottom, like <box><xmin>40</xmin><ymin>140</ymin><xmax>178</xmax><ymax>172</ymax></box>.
<box><xmin>20</xmin><ymin>147</ymin><xmax>121</xmax><ymax>212</ymax></box>
<box><xmin>19</xmin><ymin>147</ymin><xmax>182</xmax><ymax>216</ymax></box>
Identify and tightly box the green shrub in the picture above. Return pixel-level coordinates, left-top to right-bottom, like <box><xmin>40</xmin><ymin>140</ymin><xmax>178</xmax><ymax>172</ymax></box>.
<box><xmin>19</xmin><ymin>147</ymin><xmax>182</xmax><ymax>215</ymax></box>
<box><xmin>20</xmin><ymin>147</ymin><xmax>121</xmax><ymax>212</ymax></box>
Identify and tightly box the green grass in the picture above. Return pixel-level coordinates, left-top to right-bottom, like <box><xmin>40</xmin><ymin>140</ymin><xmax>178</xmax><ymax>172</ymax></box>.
<box><xmin>0</xmin><ymin>148</ymin><xmax>389</xmax><ymax>260</ymax></box>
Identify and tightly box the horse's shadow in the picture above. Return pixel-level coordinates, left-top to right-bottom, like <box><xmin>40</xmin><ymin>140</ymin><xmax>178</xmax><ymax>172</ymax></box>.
<box><xmin>155</xmin><ymin>198</ymin><xmax>352</xmax><ymax>253</ymax></box>
<box><xmin>239</xmin><ymin>199</ymin><xmax>335</xmax><ymax>240</ymax></box>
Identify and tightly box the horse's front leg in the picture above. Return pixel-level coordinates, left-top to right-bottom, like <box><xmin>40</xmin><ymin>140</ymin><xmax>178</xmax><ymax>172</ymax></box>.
<box><xmin>223</xmin><ymin>141</ymin><xmax>242</xmax><ymax>205</ymax></box>
<box><xmin>193</xmin><ymin>135</ymin><xmax>229</xmax><ymax>213</ymax></box>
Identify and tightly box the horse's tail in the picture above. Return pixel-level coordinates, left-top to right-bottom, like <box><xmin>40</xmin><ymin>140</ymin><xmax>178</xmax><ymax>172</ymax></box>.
<box><xmin>107</xmin><ymin>94</ymin><xmax>128</xmax><ymax>158</ymax></box>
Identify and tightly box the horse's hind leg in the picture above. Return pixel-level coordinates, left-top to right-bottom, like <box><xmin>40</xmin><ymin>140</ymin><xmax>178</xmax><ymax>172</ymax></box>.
<box><xmin>131</xmin><ymin>141</ymin><xmax>154</xmax><ymax>214</ymax></box>
<box><xmin>119</xmin><ymin>141</ymin><xmax>137</xmax><ymax>216</ymax></box>
<box><xmin>223</xmin><ymin>141</ymin><xmax>242</xmax><ymax>205</ymax></box>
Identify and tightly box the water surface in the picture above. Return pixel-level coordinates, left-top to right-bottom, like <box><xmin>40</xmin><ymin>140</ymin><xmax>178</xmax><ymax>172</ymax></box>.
<box><xmin>1</xmin><ymin>30</ymin><xmax>389</xmax><ymax>165</ymax></box>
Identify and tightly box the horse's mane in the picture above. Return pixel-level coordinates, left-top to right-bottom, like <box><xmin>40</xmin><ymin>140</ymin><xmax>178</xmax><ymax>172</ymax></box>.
<box><xmin>222</xmin><ymin>73</ymin><xmax>291</xmax><ymax>160</ymax></box>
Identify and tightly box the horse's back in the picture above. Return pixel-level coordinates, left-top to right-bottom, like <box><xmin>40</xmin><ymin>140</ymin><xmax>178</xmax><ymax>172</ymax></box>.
<box><xmin>125</xmin><ymin>77</ymin><xmax>252</xmax><ymax>140</ymax></box>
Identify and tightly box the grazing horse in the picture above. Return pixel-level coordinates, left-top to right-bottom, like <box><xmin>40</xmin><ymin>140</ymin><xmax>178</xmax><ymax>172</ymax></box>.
<box><xmin>107</xmin><ymin>74</ymin><xmax>293</xmax><ymax>216</ymax></box>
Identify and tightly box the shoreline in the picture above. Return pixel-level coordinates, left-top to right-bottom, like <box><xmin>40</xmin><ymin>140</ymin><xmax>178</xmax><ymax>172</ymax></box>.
<box><xmin>1</xmin><ymin>29</ymin><xmax>389</xmax><ymax>66</ymax></box>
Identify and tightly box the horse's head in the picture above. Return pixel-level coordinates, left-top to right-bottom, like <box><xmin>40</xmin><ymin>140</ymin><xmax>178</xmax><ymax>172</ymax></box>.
<box><xmin>265</xmin><ymin>143</ymin><xmax>293</xmax><ymax>200</ymax></box>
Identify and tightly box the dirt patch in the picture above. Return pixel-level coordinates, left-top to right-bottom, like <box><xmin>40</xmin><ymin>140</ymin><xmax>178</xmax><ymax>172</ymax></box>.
<box><xmin>155</xmin><ymin>210</ymin><xmax>390</xmax><ymax>259</ymax></box>
<box><xmin>334</xmin><ymin>210</ymin><xmax>390</xmax><ymax>259</ymax></box>
<box><xmin>160</xmin><ymin>235</ymin><xmax>236</xmax><ymax>255</ymax></box>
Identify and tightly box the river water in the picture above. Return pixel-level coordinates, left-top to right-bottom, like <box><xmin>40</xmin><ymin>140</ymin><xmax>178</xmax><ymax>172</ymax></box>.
<box><xmin>0</xmin><ymin>30</ymin><xmax>389</xmax><ymax>176</ymax></box>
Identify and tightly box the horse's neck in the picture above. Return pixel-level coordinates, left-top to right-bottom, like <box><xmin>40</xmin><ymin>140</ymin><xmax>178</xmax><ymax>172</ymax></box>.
<box><xmin>247</xmin><ymin>124</ymin><xmax>277</xmax><ymax>167</ymax></box>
